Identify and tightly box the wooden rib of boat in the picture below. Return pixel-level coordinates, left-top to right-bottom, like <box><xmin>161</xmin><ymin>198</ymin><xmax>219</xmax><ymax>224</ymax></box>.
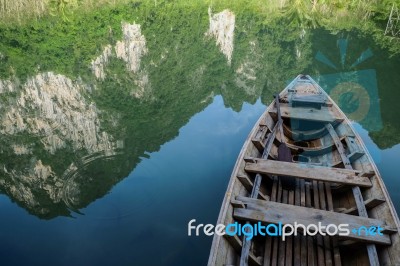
<box><xmin>208</xmin><ymin>75</ymin><xmax>400</xmax><ymax>266</ymax></box>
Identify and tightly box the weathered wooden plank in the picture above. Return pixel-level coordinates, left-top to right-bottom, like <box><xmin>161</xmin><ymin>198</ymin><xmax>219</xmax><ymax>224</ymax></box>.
<box><xmin>263</xmin><ymin>177</ymin><xmax>278</xmax><ymax>266</ymax></box>
<box><xmin>271</xmin><ymin>180</ymin><xmax>282</xmax><ymax>266</ymax></box>
<box><xmin>233</xmin><ymin>200</ymin><xmax>391</xmax><ymax>245</ymax></box>
<box><xmin>254</xmin><ymin>125</ymin><xmax>268</xmax><ymax>140</ymax></box>
<box><xmin>269</xmin><ymin>105</ymin><xmax>343</xmax><ymax>123</ymax></box>
<box><xmin>318</xmin><ymin>182</ymin><xmax>333</xmax><ymax>266</ymax></box>
<box><xmin>284</xmin><ymin>124</ymin><xmax>330</xmax><ymax>141</ymax></box>
<box><xmin>318</xmin><ymin>182</ymin><xmax>327</xmax><ymax>210</ymax></box>
<box><xmin>240</xmin><ymin>173</ymin><xmax>261</xmax><ymax>266</ymax></box>
<box><xmin>326</xmin><ymin>123</ymin><xmax>380</xmax><ymax>266</ymax></box>
<box><xmin>236</xmin><ymin>196</ymin><xmax>270</xmax><ymax>205</ymax></box>
<box><xmin>237</xmin><ymin>174</ymin><xmax>268</xmax><ymax>200</ymax></box>
<box><xmin>270</xmin><ymin>176</ymin><xmax>278</xmax><ymax>202</ymax></box>
<box><xmin>345</xmin><ymin>135</ymin><xmax>365</xmax><ymax>162</ymax></box>
<box><xmin>313</xmin><ymin>181</ymin><xmax>326</xmax><ymax>266</ymax></box>
<box><xmin>305</xmin><ymin>183</ymin><xmax>315</xmax><ymax>266</ymax></box>
<box><xmin>252</xmin><ymin>138</ymin><xmax>266</xmax><ymax>153</ymax></box>
<box><xmin>291</xmin><ymin>94</ymin><xmax>327</xmax><ymax>108</ymax></box>
<box><xmin>278</xmin><ymin>190</ymin><xmax>288</xmax><ymax>266</ymax></box>
<box><xmin>231</xmin><ymin>199</ymin><xmax>246</xmax><ymax>209</ymax></box>
<box><xmin>337</xmin><ymin>240</ymin><xmax>358</xmax><ymax>247</ymax></box>
<box><xmin>344</xmin><ymin>136</ymin><xmax>364</xmax><ymax>161</ymax></box>
<box><xmin>365</xmin><ymin>197</ymin><xmax>386</xmax><ymax>209</ymax></box>
<box><xmin>240</xmin><ymin>120</ymin><xmax>281</xmax><ymax>266</ymax></box>
<box><xmin>360</xmin><ymin>171</ymin><xmax>375</xmax><ymax>178</ymax></box>
<box><xmin>252</xmin><ymin>125</ymin><xmax>269</xmax><ymax>153</ymax></box>
<box><xmin>286</xmin><ymin>190</ymin><xmax>295</xmax><ymax>265</ymax></box>
<box><xmin>245</xmin><ymin>159</ymin><xmax>372</xmax><ymax>187</ymax></box>
<box><xmin>340</xmin><ymin>197</ymin><xmax>386</xmax><ymax>215</ymax></box>
<box><xmin>263</xmin><ymin>237</ymin><xmax>272</xmax><ymax>266</ymax></box>
<box><xmin>300</xmin><ymin>179</ymin><xmax>306</xmax><ymax>209</ymax></box>
<box><xmin>286</xmin><ymin>142</ymin><xmax>334</xmax><ymax>156</ymax></box>
<box><xmin>325</xmin><ymin>184</ymin><xmax>334</xmax><ymax>213</ymax></box>
<box><xmin>348</xmin><ymin>151</ymin><xmax>365</xmax><ymax>163</ymax></box>
<box><xmin>299</xmin><ymin>180</ymin><xmax>308</xmax><ymax>266</ymax></box>
<box><xmin>276</xmin><ymin>180</ymin><xmax>283</xmax><ymax>208</ymax></box>
<box><xmin>224</xmin><ymin>234</ymin><xmax>262</xmax><ymax>266</ymax></box>
<box><xmin>237</xmin><ymin>174</ymin><xmax>255</xmax><ymax>194</ymax></box>
<box><xmin>325</xmin><ymin>183</ymin><xmax>342</xmax><ymax>266</ymax></box>
<box><xmin>294</xmin><ymin>179</ymin><xmax>302</xmax><ymax>266</ymax></box>
<box><xmin>285</xmin><ymin>136</ymin><xmax>344</xmax><ymax>156</ymax></box>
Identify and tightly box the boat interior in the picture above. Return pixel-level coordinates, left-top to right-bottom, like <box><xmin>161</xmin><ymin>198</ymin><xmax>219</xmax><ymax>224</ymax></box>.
<box><xmin>209</xmin><ymin>75</ymin><xmax>400</xmax><ymax>266</ymax></box>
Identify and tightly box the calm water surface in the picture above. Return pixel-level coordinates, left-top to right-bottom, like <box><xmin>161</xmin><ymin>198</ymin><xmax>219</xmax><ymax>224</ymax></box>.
<box><xmin>1</xmin><ymin>22</ymin><xmax>400</xmax><ymax>265</ymax></box>
<box><xmin>0</xmin><ymin>96</ymin><xmax>266</xmax><ymax>265</ymax></box>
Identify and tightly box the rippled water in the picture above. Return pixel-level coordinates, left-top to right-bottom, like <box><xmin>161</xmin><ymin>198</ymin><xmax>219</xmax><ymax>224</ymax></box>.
<box><xmin>1</xmin><ymin>15</ymin><xmax>400</xmax><ymax>265</ymax></box>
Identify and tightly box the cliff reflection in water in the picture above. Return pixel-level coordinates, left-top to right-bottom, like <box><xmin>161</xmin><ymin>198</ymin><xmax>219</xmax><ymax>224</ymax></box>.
<box><xmin>0</xmin><ymin>7</ymin><xmax>400</xmax><ymax>219</ymax></box>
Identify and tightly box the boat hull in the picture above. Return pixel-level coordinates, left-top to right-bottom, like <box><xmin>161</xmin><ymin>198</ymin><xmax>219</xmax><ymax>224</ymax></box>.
<box><xmin>208</xmin><ymin>75</ymin><xmax>400</xmax><ymax>266</ymax></box>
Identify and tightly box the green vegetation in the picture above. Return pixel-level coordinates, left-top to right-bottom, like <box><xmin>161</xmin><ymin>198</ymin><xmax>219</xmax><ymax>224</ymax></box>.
<box><xmin>1</xmin><ymin>0</ymin><xmax>400</xmax><ymax>79</ymax></box>
<box><xmin>0</xmin><ymin>0</ymin><xmax>133</xmax><ymax>23</ymax></box>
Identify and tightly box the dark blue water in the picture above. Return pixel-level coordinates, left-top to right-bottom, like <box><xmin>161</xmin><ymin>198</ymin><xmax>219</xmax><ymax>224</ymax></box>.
<box><xmin>354</xmin><ymin>123</ymin><xmax>400</xmax><ymax>212</ymax></box>
<box><xmin>0</xmin><ymin>96</ymin><xmax>266</xmax><ymax>265</ymax></box>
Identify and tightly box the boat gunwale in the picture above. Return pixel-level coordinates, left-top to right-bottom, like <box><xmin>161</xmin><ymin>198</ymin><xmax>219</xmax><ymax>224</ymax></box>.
<box><xmin>207</xmin><ymin>99</ymin><xmax>269</xmax><ymax>265</ymax></box>
<box><xmin>207</xmin><ymin>76</ymin><xmax>300</xmax><ymax>266</ymax></box>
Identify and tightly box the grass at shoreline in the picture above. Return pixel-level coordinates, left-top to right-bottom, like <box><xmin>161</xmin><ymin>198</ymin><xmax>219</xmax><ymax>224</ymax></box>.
<box><xmin>0</xmin><ymin>0</ymin><xmax>396</xmax><ymax>25</ymax></box>
<box><xmin>0</xmin><ymin>0</ymin><xmax>399</xmax><ymax>81</ymax></box>
<box><xmin>0</xmin><ymin>0</ymin><xmax>133</xmax><ymax>25</ymax></box>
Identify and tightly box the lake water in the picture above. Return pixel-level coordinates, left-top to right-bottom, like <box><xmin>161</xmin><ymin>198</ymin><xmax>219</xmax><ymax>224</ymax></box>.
<box><xmin>0</xmin><ymin>96</ymin><xmax>266</xmax><ymax>265</ymax></box>
<box><xmin>1</xmin><ymin>8</ymin><xmax>400</xmax><ymax>266</ymax></box>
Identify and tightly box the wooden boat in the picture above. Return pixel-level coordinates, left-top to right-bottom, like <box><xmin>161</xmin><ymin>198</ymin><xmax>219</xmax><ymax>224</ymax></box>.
<box><xmin>208</xmin><ymin>75</ymin><xmax>400</xmax><ymax>266</ymax></box>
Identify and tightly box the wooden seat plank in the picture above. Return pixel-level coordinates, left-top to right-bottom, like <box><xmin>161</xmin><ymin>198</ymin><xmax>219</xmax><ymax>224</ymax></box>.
<box><xmin>269</xmin><ymin>105</ymin><xmax>343</xmax><ymax>123</ymax></box>
<box><xmin>233</xmin><ymin>199</ymin><xmax>391</xmax><ymax>245</ymax></box>
<box><xmin>245</xmin><ymin>159</ymin><xmax>372</xmax><ymax>187</ymax></box>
